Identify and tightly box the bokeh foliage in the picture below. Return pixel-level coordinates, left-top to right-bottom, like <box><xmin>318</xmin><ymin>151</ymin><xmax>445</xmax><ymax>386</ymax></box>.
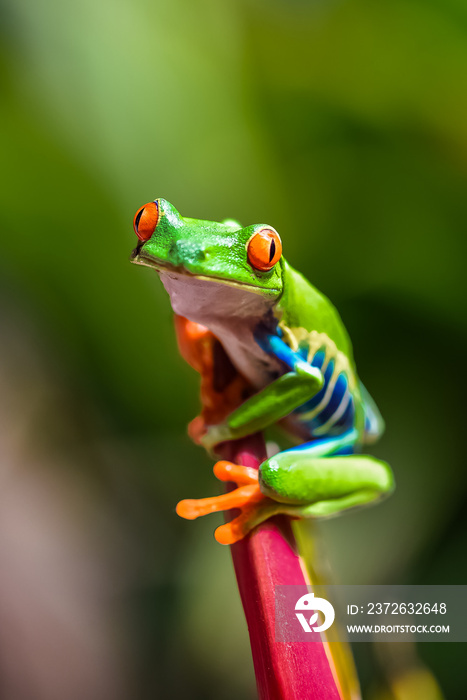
<box><xmin>1</xmin><ymin>0</ymin><xmax>467</xmax><ymax>697</ymax></box>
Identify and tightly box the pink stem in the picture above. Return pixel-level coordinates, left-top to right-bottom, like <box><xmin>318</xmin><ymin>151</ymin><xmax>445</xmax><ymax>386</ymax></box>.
<box><xmin>220</xmin><ymin>434</ymin><xmax>345</xmax><ymax>700</ymax></box>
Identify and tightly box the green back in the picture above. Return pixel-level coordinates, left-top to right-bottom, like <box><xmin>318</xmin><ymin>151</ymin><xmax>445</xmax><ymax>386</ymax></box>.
<box><xmin>276</xmin><ymin>259</ymin><xmax>356</xmax><ymax>371</ymax></box>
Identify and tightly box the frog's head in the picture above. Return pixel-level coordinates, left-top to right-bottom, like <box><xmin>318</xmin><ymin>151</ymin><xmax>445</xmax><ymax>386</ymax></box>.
<box><xmin>130</xmin><ymin>198</ymin><xmax>284</xmax><ymax>323</ymax></box>
<box><xmin>131</xmin><ymin>199</ymin><xmax>284</xmax><ymax>328</ymax></box>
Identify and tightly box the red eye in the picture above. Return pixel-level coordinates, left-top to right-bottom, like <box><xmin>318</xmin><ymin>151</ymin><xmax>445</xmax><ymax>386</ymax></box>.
<box><xmin>133</xmin><ymin>201</ymin><xmax>159</xmax><ymax>241</ymax></box>
<box><xmin>247</xmin><ymin>228</ymin><xmax>282</xmax><ymax>271</ymax></box>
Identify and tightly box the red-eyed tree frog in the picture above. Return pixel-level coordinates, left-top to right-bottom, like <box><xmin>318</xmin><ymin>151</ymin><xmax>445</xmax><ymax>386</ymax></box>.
<box><xmin>131</xmin><ymin>198</ymin><xmax>394</xmax><ymax>545</ymax></box>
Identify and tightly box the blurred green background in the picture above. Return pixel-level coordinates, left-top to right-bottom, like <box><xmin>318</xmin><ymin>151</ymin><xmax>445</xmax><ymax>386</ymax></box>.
<box><xmin>1</xmin><ymin>0</ymin><xmax>466</xmax><ymax>698</ymax></box>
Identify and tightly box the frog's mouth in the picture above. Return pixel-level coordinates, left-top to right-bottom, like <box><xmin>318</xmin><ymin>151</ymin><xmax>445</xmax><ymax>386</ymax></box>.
<box><xmin>130</xmin><ymin>246</ymin><xmax>281</xmax><ymax>298</ymax></box>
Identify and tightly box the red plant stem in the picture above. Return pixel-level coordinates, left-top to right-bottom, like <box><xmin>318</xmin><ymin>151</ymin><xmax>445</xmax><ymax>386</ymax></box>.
<box><xmin>219</xmin><ymin>434</ymin><xmax>347</xmax><ymax>700</ymax></box>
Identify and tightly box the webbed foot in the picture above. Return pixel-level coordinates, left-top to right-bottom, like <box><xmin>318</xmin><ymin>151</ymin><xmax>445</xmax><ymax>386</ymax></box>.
<box><xmin>176</xmin><ymin>461</ymin><xmax>279</xmax><ymax>545</ymax></box>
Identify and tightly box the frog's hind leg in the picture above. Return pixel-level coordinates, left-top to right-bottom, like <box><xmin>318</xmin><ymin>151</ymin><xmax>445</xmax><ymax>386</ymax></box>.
<box><xmin>259</xmin><ymin>429</ymin><xmax>394</xmax><ymax>518</ymax></box>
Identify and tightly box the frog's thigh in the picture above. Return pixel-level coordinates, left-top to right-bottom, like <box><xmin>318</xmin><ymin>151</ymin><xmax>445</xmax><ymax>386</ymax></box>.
<box><xmin>259</xmin><ymin>435</ymin><xmax>394</xmax><ymax>513</ymax></box>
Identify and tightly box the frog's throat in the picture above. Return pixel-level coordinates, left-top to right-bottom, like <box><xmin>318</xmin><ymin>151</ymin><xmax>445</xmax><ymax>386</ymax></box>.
<box><xmin>158</xmin><ymin>268</ymin><xmax>276</xmax><ymax>320</ymax></box>
<box><xmin>156</xmin><ymin>268</ymin><xmax>283</xmax><ymax>388</ymax></box>
<box><xmin>131</xmin><ymin>253</ymin><xmax>284</xmax><ymax>388</ymax></box>
<box><xmin>130</xmin><ymin>250</ymin><xmax>281</xmax><ymax>298</ymax></box>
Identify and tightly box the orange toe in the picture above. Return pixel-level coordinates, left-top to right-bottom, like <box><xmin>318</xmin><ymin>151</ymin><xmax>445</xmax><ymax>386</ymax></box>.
<box><xmin>215</xmin><ymin>516</ymin><xmax>250</xmax><ymax>545</ymax></box>
<box><xmin>214</xmin><ymin>501</ymin><xmax>268</xmax><ymax>545</ymax></box>
<box><xmin>176</xmin><ymin>484</ymin><xmax>262</xmax><ymax>520</ymax></box>
<box><xmin>176</xmin><ymin>460</ymin><xmax>271</xmax><ymax>544</ymax></box>
<box><xmin>213</xmin><ymin>460</ymin><xmax>259</xmax><ymax>485</ymax></box>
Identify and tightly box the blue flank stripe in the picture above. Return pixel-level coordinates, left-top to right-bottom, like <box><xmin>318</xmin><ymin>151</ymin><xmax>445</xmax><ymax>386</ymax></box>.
<box><xmin>332</xmin><ymin>395</ymin><xmax>355</xmax><ymax>431</ymax></box>
<box><xmin>295</xmin><ymin>357</ymin><xmax>334</xmax><ymax>413</ymax></box>
<box><xmin>311</xmin><ymin>373</ymin><xmax>348</xmax><ymax>427</ymax></box>
<box><xmin>310</xmin><ymin>350</ymin><xmax>325</xmax><ymax>369</ymax></box>
<box><xmin>293</xmin><ymin>349</ymin><xmax>357</xmax><ymax>436</ymax></box>
<box><xmin>255</xmin><ymin>330</ymin><xmax>358</xmax><ymax>438</ymax></box>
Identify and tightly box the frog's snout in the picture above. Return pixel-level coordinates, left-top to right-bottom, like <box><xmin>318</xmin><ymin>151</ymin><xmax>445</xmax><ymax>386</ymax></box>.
<box><xmin>130</xmin><ymin>242</ymin><xmax>144</xmax><ymax>260</ymax></box>
<box><xmin>169</xmin><ymin>239</ymin><xmax>208</xmax><ymax>267</ymax></box>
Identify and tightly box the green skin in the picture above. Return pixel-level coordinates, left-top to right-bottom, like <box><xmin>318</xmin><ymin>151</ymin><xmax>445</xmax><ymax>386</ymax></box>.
<box><xmin>132</xmin><ymin>199</ymin><xmax>394</xmax><ymax>526</ymax></box>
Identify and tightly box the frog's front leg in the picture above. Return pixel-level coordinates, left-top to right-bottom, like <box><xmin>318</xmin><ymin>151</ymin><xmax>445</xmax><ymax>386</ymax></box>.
<box><xmin>201</xmin><ymin>334</ymin><xmax>323</xmax><ymax>450</ymax></box>
<box><xmin>177</xmin><ymin>430</ymin><xmax>394</xmax><ymax>544</ymax></box>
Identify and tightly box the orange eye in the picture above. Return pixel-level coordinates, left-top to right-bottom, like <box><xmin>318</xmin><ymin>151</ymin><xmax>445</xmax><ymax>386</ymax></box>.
<box><xmin>247</xmin><ymin>228</ymin><xmax>282</xmax><ymax>271</ymax></box>
<box><xmin>133</xmin><ymin>201</ymin><xmax>159</xmax><ymax>241</ymax></box>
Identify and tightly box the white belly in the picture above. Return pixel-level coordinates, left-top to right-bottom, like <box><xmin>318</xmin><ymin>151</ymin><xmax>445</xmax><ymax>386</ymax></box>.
<box><xmin>158</xmin><ymin>270</ymin><xmax>283</xmax><ymax>388</ymax></box>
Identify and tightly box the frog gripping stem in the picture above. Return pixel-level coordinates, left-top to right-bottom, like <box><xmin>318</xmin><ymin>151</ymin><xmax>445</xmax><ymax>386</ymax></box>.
<box><xmin>176</xmin><ymin>461</ymin><xmax>277</xmax><ymax>545</ymax></box>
